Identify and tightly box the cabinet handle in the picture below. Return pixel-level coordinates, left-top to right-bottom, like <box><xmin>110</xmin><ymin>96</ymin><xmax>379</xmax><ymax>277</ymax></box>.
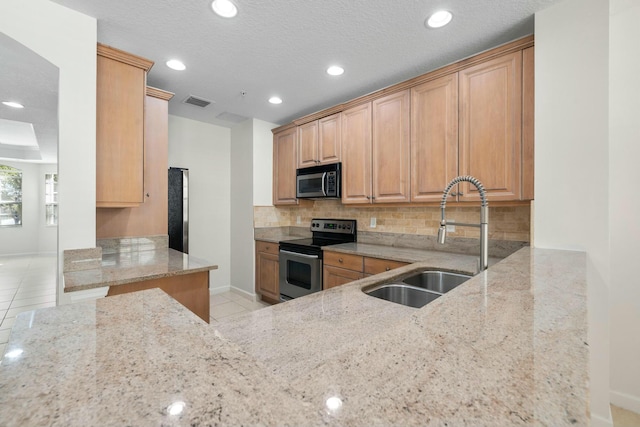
<box><xmin>458</xmin><ymin>192</ymin><xmax>464</xmax><ymax>196</ymax></box>
<box><xmin>366</xmin><ymin>196</ymin><xmax>371</xmax><ymax>200</ymax></box>
<box><xmin>338</xmin><ymin>258</ymin><xmax>344</xmax><ymax>263</ymax></box>
<box><xmin>371</xmin><ymin>196</ymin><xmax>376</xmax><ymax>199</ymax></box>
<box><xmin>450</xmin><ymin>192</ymin><xmax>457</xmax><ymax>196</ymax></box>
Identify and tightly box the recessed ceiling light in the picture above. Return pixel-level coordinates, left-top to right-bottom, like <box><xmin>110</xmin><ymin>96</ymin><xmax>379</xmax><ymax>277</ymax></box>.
<box><xmin>2</xmin><ymin>101</ymin><xmax>24</xmax><ymax>109</ymax></box>
<box><xmin>166</xmin><ymin>59</ymin><xmax>186</xmax><ymax>71</ymax></box>
<box><xmin>326</xmin><ymin>66</ymin><xmax>344</xmax><ymax>76</ymax></box>
<box><xmin>268</xmin><ymin>96</ymin><xmax>283</xmax><ymax>105</ymax></box>
<box><xmin>426</xmin><ymin>10</ymin><xmax>453</xmax><ymax>28</ymax></box>
<box><xmin>211</xmin><ymin>0</ymin><xmax>237</xmax><ymax>18</ymax></box>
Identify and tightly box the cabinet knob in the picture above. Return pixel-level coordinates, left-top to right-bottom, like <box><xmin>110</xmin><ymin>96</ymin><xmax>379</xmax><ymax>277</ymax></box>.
<box><xmin>338</xmin><ymin>258</ymin><xmax>344</xmax><ymax>263</ymax></box>
<box><xmin>146</xmin><ymin>193</ymin><xmax>150</xmax><ymax>197</ymax></box>
<box><xmin>366</xmin><ymin>196</ymin><xmax>371</xmax><ymax>200</ymax></box>
<box><xmin>458</xmin><ymin>192</ymin><xmax>464</xmax><ymax>196</ymax></box>
<box><xmin>450</xmin><ymin>192</ymin><xmax>457</xmax><ymax>196</ymax></box>
<box><xmin>385</xmin><ymin>267</ymin><xmax>390</xmax><ymax>271</ymax></box>
<box><xmin>371</xmin><ymin>196</ymin><xmax>375</xmax><ymax>200</ymax></box>
<box><xmin>265</xmin><ymin>246</ymin><xmax>270</xmax><ymax>250</ymax></box>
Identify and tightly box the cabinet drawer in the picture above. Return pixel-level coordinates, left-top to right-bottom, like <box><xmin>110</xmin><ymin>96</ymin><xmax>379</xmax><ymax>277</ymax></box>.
<box><xmin>364</xmin><ymin>257</ymin><xmax>409</xmax><ymax>275</ymax></box>
<box><xmin>256</xmin><ymin>240</ymin><xmax>279</xmax><ymax>255</ymax></box>
<box><xmin>323</xmin><ymin>251</ymin><xmax>363</xmax><ymax>271</ymax></box>
<box><xmin>323</xmin><ymin>265</ymin><xmax>364</xmax><ymax>289</ymax></box>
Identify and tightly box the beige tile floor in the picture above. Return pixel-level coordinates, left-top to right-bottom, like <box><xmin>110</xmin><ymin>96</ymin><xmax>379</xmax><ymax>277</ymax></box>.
<box><xmin>209</xmin><ymin>290</ymin><xmax>270</xmax><ymax>324</ymax></box>
<box><xmin>612</xmin><ymin>405</ymin><xmax>640</xmax><ymax>427</ymax></box>
<box><xmin>0</xmin><ymin>254</ymin><xmax>57</xmax><ymax>357</ymax></box>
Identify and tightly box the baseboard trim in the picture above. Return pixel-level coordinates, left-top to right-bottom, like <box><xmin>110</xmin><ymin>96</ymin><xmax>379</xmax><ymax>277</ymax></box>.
<box><xmin>611</xmin><ymin>389</ymin><xmax>640</xmax><ymax>414</ymax></box>
<box><xmin>209</xmin><ymin>286</ymin><xmax>231</xmax><ymax>295</ymax></box>
<box><xmin>591</xmin><ymin>411</ymin><xmax>613</xmax><ymax>427</ymax></box>
<box><xmin>229</xmin><ymin>286</ymin><xmax>257</xmax><ymax>302</ymax></box>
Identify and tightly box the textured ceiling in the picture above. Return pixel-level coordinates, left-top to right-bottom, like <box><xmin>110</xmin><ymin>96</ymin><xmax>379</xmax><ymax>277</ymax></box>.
<box><xmin>0</xmin><ymin>33</ymin><xmax>58</xmax><ymax>163</ymax></box>
<box><xmin>50</xmin><ymin>0</ymin><xmax>564</xmax><ymax>128</ymax></box>
<box><xmin>8</xmin><ymin>0</ymin><xmax>563</xmax><ymax>137</ymax></box>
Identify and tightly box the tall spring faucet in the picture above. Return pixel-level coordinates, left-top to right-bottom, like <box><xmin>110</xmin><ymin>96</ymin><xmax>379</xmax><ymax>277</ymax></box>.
<box><xmin>438</xmin><ymin>176</ymin><xmax>489</xmax><ymax>272</ymax></box>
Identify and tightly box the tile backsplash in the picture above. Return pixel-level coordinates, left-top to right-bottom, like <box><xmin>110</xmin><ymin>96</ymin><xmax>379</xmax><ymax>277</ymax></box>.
<box><xmin>254</xmin><ymin>201</ymin><xmax>530</xmax><ymax>242</ymax></box>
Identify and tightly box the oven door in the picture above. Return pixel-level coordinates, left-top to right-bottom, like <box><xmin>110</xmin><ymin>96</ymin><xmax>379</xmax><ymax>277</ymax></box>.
<box><xmin>279</xmin><ymin>249</ymin><xmax>322</xmax><ymax>300</ymax></box>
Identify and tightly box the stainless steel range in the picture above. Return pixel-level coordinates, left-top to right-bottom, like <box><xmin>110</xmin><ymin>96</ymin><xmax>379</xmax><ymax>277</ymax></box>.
<box><xmin>279</xmin><ymin>218</ymin><xmax>357</xmax><ymax>301</ymax></box>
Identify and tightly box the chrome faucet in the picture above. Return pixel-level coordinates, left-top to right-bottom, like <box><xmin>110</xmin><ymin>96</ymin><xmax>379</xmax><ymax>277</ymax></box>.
<box><xmin>438</xmin><ymin>176</ymin><xmax>489</xmax><ymax>272</ymax></box>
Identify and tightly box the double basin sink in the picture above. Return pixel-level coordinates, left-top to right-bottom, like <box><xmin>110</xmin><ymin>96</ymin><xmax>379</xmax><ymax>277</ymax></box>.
<box><xmin>363</xmin><ymin>270</ymin><xmax>472</xmax><ymax>308</ymax></box>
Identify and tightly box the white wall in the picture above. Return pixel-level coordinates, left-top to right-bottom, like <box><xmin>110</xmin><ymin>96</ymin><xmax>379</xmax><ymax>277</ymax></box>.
<box><xmin>253</xmin><ymin>120</ymin><xmax>275</xmax><ymax>206</ymax></box>
<box><xmin>609</xmin><ymin>0</ymin><xmax>640</xmax><ymax>413</ymax></box>
<box><xmin>0</xmin><ymin>161</ymin><xmax>57</xmax><ymax>256</ymax></box>
<box><xmin>0</xmin><ymin>0</ymin><xmax>97</xmax><ymax>305</ymax></box>
<box><xmin>230</xmin><ymin>120</ymin><xmax>254</xmax><ymax>295</ymax></box>
<box><xmin>168</xmin><ymin>115</ymin><xmax>231</xmax><ymax>291</ymax></box>
<box><xmin>535</xmin><ymin>0</ymin><xmax>611</xmax><ymax>425</ymax></box>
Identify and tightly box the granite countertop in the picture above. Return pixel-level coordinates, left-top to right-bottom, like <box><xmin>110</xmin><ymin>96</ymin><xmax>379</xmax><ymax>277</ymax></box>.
<box><xmin>63</xmin><ymin>248</ymin><xmax>218</xmax><ymax>293</ymax></box>
<box><xmin>0</xmin><ymin>247</ymin><xmax>589</xmax><ymax>426</ymax></box>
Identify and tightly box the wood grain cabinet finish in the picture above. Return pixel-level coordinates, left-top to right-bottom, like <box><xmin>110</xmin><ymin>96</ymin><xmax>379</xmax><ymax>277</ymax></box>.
<box><xmin>255</xmin><ymin>241</ymin><xmax>280</xmax><ymax>303</ymax></box>
<box><xmin>341</xmin><ymin>103</ymin><xmax>372</xmax><ymax>204</ymax></box>
<box><xmin>459</xmin><ymin>51</ymin><xmax>523</xmax><ymax>202</ymax></box>
<box><xmin>106</xmin><ymin>271</ymin><xmax>210</xmax><ymax>323</ymax></box>
<box><xmin>372</xmin><ymin>90</ymin><xmax>411</xmax><ymax>203</ymax></box>
<box><xmin>411</xmin><ymin>74</ymin><xmax>459</xmax><ymax>203</ymax></box>
<box><xmin>273</xmin><ymin>126</ymin><xmax>298</xmax><ymax>205</ymax></box>
<box><xmin>323</xmin><ymin>251</ymin><xmax>408</xmax><ymax>289</ymax></box>
<box><xmin>96</xmin><ymin>87</ymin><xmax>174</xmax><ymax>238</ymax></box>
<box><xmin>96</xmin><ymin>44</ymin><xmax>153</xmax><ymax>208</ymax></box>
<box><xmin>297</xmin><ymin>113</ymin><xmax>342</xmax><ymax>168</ymax></box>
<box><xmin>522</xmin><ymin>46</ymin><xmax>535</xmax><ymax>200</ymax></box>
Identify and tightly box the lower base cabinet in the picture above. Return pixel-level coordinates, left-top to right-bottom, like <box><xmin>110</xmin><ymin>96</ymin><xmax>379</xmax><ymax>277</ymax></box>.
<box><xmin>255</xmin><ymin>240</ymin><xmax>280</xmax><ymax>304</ymax></box>
<box><xmin>106</xmin><ymin>271</ymin><xmax>210</xmax><ymax>323</ymax></box>
<box><xmin>323</xmin><ymin>251</ymin><xmax>409</xmax><ymax>289</ymax></box>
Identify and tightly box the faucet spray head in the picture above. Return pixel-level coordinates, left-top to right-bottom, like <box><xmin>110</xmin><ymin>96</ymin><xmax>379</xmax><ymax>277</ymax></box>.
<box><xmin>437</xmin><ymin>222</ymin><xmax>447</xmax><ymax>244</ymax></box>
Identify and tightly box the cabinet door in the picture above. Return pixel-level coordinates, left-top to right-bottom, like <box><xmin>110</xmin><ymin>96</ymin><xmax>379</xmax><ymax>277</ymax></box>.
<box><xmin>318</xmin><ymin>113</ymin><xmax>341</xmax><ymax>165</ymax></box>
<box><xmin>297</xmin><ymin>121</ymin><xmax>319</xmax><ymax>168</ymax></box>
<box><xmin>459</xmin><ymin>51</ymin><xmax>522</xmax><ymax>201</ymax></box>
<box><xmin>256</xmin><ymin>251</ymin><xmax>280</xmax><ymax>302</ymax></box>
<box><xmin>341</xmin><ymin>103</ymin><xmax>372</xmax><ymax>204</ymax></box>
<box><xmin>273</xmin><ymin>127</ymin><xmax>298</xmax><ymax>205</ymax></box>
<box><xmin>363</xmin><ymin>257</ymin><xmax>409</xmax><ymax>275</ymax></box>
<box><xmin>372</xmin><ymin>90</ymin><xmax>411</xmax><ymax>203</ymax></box>
<box><xmin>323</xmin><ymin>265</ymin><xmax>364</xmax><ymax>289</ymax></box>
<box><xmin>411</xmin><ymin>75</ymin><xmax>459</xmax><ymax>203</ymax></box>
<box><xmin>96</xmin><ymin>54</ymin><xmax>146</xmax><ymax>207</ymax></box>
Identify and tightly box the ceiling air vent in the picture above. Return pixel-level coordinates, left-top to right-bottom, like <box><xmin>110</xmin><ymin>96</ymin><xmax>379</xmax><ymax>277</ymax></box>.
<box><xmin>182</xmin><ymin>95</ymin><xmax>213</xmax><ymax>108</ymax></box>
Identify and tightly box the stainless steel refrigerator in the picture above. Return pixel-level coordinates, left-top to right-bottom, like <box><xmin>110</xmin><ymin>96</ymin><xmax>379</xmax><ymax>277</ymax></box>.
<box><xmin>168</xmin><ymin>167</ymin><xmax>189</xmax><ymax>254</ymax></box>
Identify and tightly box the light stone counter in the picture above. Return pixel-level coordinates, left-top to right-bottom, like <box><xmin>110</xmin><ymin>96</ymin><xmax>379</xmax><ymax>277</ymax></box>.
<box><xmin>63</xmin><ymin>248</ymin><xmax>217</xmax><ymax>292</ymax></box>
<box><xmin>0</xmin><ymin>248</ymin><xmax>589</xmax><ymax>426</ymax></box>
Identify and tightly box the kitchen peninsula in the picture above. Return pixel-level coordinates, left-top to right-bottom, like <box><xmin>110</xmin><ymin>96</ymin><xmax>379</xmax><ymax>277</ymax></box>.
<box><xmin>0</xmin><ymin>247</ymin><xmax>589</xmax><ymax>426</ymax></box>
<box><xmin>63</xmin><ymin>237</ymin><xmax>217</xmax><ymax>322</ymax></box>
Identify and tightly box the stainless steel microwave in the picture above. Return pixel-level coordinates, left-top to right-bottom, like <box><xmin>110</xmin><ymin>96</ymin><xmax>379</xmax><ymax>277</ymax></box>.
<box><xmin>296</xmin><ymin>163</ymin><xmax>341</xmax><ymax>199</ymax></box>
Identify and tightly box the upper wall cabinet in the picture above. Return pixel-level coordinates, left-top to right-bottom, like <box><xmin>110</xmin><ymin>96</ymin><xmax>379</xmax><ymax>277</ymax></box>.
<box><xmin>96</xmin><ymin>44</ymin><xmax>153</xmax><ymax>208</ymax></box>
<box><xmin>341</xmin><ymin>91</ymin><xmax>410</xmax><ymax>204</ymax></box>
<box><xmin>411</xmin><ymin>74</ymin><xmax>459</xmax><ymax>203</ymax></box>
<box><xmin>273</xmin><ymin>126</ymin><xmax>298</xmax><ymax>205</ymax></box>
<box><xmin>458</xmin><ymin>51</ymin><xmax>523</xmax><ymax>202</ymax></box>
<box><xmin>297</xmin><ymin>113</ymin><xmax>342</xmax><ymax>168</ymax></box>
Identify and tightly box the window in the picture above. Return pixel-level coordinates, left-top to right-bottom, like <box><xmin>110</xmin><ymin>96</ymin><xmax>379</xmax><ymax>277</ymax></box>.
<box><xmin>45</xmin><ymin>173</ymin><xmax>58</xmax><ymax>226</ymax></box>
<box><xmin>0</xmin><ymin>165</ymin><xmax>22</xmax><ymax>226</ymax></box>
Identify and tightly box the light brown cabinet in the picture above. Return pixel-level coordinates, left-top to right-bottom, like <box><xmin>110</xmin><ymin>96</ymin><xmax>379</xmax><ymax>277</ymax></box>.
<box><xmin>372</xmin><ymin>90</ymin><xmax>411</xmax><ymax>203</ymax></box>
<box><xmin>458</xmin><ymin>51</ymin><xmax>523</xmax><ymax>202</ymax></box>
<box><xmin>255</xmin><ymin>241</ymin><xmax>280</xmax><ymax>303</ymax></box>
<box><xmin>323</xmin><ymin>251</ymin><xmax>408</xmax><ymax>289</ymax></box>
<box><xmin>272</xmin><ymin>126</ymin><xmax>298</xmax><ymax>205</ymax></box>
<box><xmin>411</xmin><ymin>74</ymin><xmax>459</xmax><ymax>203</ymax></box>
<box><xmin>106</xmin><ymin>271</ymin><xmax>210</xmax><ymax>323</ymax></box>
<box><xmin>342</xmin><ymin>90</ymin><xmax>410</xmax><ymax>204</ymax></box>
<box><xmin>96</xmin><ymin>87</ymin><xmax>174</xmax><ymax>238</ymax></box>
<box><xmin>297</xmin><ymin>113</ymin><xmax>341</xmax><ymax>168</ymax></box>
<box><xmin>96</xmin><ymin>44</ymin><xmax>153</xmax><ymax>208</ymax></box>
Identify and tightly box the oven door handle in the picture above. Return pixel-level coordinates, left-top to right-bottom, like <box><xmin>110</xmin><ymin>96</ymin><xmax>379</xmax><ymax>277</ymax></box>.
<box><xmin>280</xmin><ymin>250</ymin><xmax>320</xmax><ymax>259</ymax></box>
<box><xmin>321</xmin><ymin>172</ymin><xmax>327</xmax><ymax>196</ymax></box>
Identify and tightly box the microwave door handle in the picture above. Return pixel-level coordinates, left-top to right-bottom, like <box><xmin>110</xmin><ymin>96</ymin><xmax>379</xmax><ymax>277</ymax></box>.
<box><xmin>321</xmin><ymin>172</ymin><xmax>327</xmax><ymax>196</ymax></box>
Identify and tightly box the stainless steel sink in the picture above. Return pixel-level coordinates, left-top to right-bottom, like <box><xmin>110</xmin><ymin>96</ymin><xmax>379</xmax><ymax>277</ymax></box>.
<box><xmin>364</xmin><ymin>283</ymin><xmax>442</xmax><ymax>308</ymax></box>
<box><xmin>363</xmin><ymin>270</ymin><xmax>472</xmax><ymax>308</ymax></box>
<box><xmin>401</xmin><ymin>271</ymin><xmax>472</xmax><ymax>294</ymax></box>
